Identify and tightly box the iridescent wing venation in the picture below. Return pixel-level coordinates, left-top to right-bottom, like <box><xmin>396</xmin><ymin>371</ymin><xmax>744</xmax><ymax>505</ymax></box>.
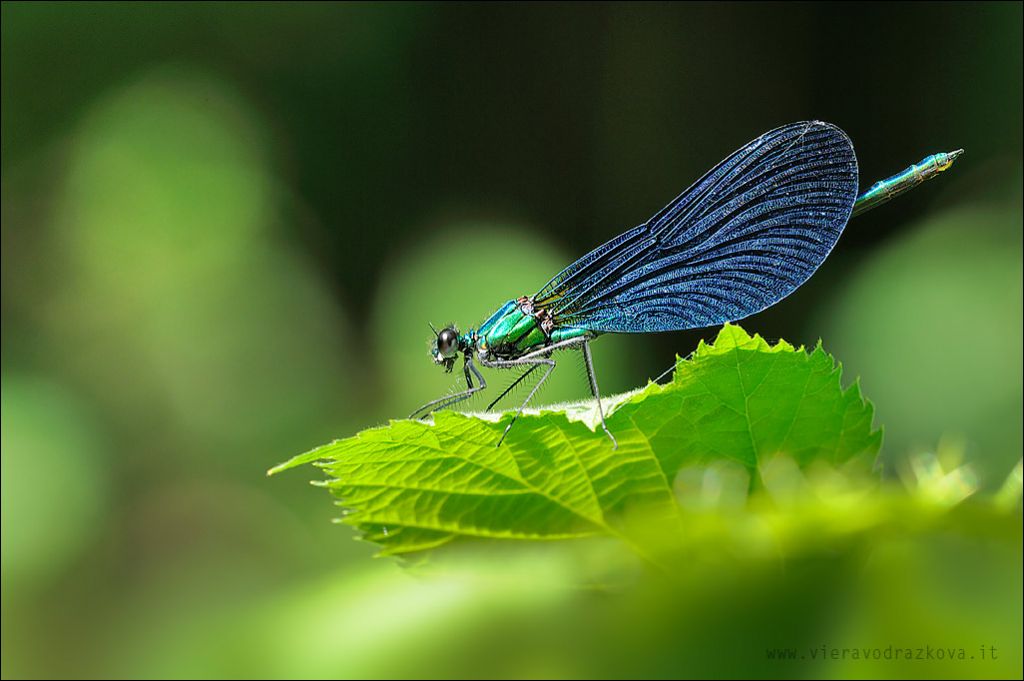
<box><xmin>532</xmin><ymin>121</ymin><xmax>859</xmax><ymax>333</ymax></box>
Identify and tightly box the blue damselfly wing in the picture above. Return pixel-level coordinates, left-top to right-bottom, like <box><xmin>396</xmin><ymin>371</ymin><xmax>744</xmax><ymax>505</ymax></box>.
<box><xmin>533</xmin><ymin>121</ymin><xmax>859</xmax><ymax>333</ymax></box>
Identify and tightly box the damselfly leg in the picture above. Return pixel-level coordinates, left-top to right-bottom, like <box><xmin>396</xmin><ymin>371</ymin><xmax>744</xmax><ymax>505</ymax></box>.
<box><xmin>409</xmin><ymin>355</ymin><xmax>487</xmax><ymax>420</ymax></box>
<box><xmin>481</xmin><ymin>354</ymin><xmax>556</xmax><ymax>448</ymax></box>
<box><xmin>582</xmin><ymin>340</ymin><xmax>617</xmax><ymax>449</ymax></box>
<box><xmin>486</xmin><ymin>363</ymin><xmax>542</xmax><ymax>412</ymax></box>
<box><xmin>480</xmin><ymin>336</ymin><xmax>616</xmax><ymax>448</ymax></box>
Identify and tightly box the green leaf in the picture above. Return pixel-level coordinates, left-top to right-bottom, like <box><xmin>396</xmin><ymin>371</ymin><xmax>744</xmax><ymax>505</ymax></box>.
<box><xmin>270</xmin><ymin>324</ymin><xmax>882</xmax><ymax>557</ymax></box>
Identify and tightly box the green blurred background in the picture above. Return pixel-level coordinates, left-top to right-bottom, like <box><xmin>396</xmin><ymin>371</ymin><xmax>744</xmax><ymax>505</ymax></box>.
<box><xmin>2</xmin><ymin>2</ymin><xmax>1021</xmax><ymax>678</ymax></box>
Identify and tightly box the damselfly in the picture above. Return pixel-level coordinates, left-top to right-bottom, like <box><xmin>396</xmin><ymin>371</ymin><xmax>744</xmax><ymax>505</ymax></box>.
<box><xmin>413</xmin><ymin>121</ymin><xmax>962</xmax><ymax>447</ymax></box>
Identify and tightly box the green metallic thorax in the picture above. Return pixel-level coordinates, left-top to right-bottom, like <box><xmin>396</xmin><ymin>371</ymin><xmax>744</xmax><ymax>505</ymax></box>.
<box><xmin>467</xmin><ymin>299</ymin><xmax>589</xmax><ymax>360</ymax></box>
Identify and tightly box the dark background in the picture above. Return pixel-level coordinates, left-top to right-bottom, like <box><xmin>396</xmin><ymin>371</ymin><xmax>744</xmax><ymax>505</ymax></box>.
<box><xmin>2</xmin><ymin>3</ymin><xmax>1021</xmax><ymax>677</ymax></box>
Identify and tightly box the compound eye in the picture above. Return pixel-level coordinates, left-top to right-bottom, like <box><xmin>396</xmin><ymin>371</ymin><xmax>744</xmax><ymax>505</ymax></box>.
<box><xmin>437</xmin><ymin>328</ymin><xmax>459</xmax><ymax>357</ymax></box>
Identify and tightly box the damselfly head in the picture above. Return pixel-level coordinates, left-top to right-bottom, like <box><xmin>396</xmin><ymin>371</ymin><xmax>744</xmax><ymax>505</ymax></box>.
<box><xmin>431</xmin><ymin>325</ymin><xmax>461</xmax><ymax>373</ymax></box>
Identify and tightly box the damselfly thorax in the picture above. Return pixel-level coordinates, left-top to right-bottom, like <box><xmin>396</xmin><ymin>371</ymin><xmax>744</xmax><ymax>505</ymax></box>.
<box><xmin>471</xmin><ymin>296</ymin><xmax>590</xmax><ymax>362</ymax></box>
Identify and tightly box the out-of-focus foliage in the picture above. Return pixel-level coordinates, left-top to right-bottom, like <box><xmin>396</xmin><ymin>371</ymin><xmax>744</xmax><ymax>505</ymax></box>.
<box><xmin>2</xmin><ymin>2</ymin><xmax>1021</xmax><ymax>679</ymax></box>
<box><xmin>271</xmin><ymin>325</ymin><xmax>882</xmax><ymax>558</ymax></box>
<box><xmin>1</xmin><ymin>377</ymin><xmax>109</xmax><ymax>585</ymax></box>
<box><xmin>130</xmin><ymin>456</ymin><xmax>1023</xmax><ymax>679</ymax></box>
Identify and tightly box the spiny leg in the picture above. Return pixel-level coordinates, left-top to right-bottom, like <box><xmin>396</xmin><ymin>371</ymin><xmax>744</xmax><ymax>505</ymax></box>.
<box><xmin>492</xmin><ymin>335</ymin><xmax>615</xmax><ymax>447</ymax></box>
<box><xmin>582</xmin><ymin>340</ymin><xmax>617</xmax><ymax>449</ymax></box>
<box><xmin>409</xmin><ymin>355</ymin><xmax>487</xmax><ymax>419</ymax></box>
<box><xmin>485</xmin><ymin>356</ymin><xmax>555</xmax><ymax>447</ymax></box>
<box><xmin>413</xmin><ymin>387</ymin><xmax>480</xmax><ymax>419</ymax></box>
<box><xmin>482</xmin><ymin>336</ymin><xmax>600</xmax><ymax>446</ymax></box>
<box><xmin>486</xmin><ymin>363</ymin><xmax>542</xmax><ymax>412</ymax></box>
